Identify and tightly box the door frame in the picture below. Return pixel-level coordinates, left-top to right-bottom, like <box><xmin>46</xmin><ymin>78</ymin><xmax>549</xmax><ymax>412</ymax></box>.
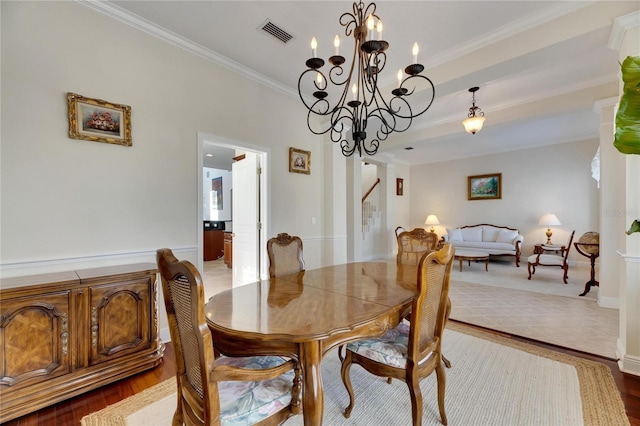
<box><xmin>197</xmin><ymin>132</ymin><xmax>270</xmax><ymax>279</ymax></box>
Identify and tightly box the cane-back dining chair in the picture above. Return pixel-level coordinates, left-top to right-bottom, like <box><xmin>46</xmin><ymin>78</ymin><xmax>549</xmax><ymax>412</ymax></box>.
<box><xmin>527</xmin><ymin>230</ymin><xmax>575</xmax><ymax>284</ymax></box>
<box><xmin>267</xmin><ymin>233</ymin><xmax>305</xmax><ymax>278</ymax></box>
<box><xmin>397</xmin><ymin>228</ymin><xmax>439</xmax><ymax>266</ymax></box>
<box><xmin>341</xmin><ymin>244</ymin><xmax>455</xmax><ymax>426</ymax></box>
<box><xmin>156</xmin><ymin>248</ymin><xmax>301</xmax><ymax>426</ymax></box>
<box><xmin>396</xmin><ymin>228</ymin><xmax>452</xmax><ymax>369</ymax></box>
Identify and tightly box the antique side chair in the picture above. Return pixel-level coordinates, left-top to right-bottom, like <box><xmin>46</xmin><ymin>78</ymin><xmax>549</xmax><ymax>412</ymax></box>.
<box><xmin>267</xmin><ymin>233</ymin><xmax>305</xmax><ymax>278</ymax></box>
<box><xmin>397</xmin><ymin>228</ymin><xmax>439</xmax><ymax>266</ymax></box>
<box><xmin>340</xmin><ymin>244</ymin><xmax>455</xmax><ymax>426</ymax></box>
<box><xmin>156</xmin><ymin>248</ymin><xmax>301</xmax><ymax>426</ymax></box>
<box><xmin>527</xmin><ymin>230</ymin><xmax>575</xmax><ymax>284</ymax></box>
<box><xmin>396</xmin><ymin>228</ymin><xmax>452</xmax><ymax>369</ymax></box>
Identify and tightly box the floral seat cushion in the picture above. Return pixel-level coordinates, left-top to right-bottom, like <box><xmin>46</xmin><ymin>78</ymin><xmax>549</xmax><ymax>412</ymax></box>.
<box><xmin>346</xmin><ymin>323</ymin><xmax>411</xmax><ymax>369</ymax></box>
<box><xmin>216</xmin><ymin>356</ymin><xmax>294</xmax><ymax>425</ymax></box>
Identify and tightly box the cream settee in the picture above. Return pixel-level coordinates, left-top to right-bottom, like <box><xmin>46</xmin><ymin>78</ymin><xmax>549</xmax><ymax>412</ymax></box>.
<box><xmin>442</xmin><ymin>224</ymin><xmax>523</xmax><ymax>266</ymax></box>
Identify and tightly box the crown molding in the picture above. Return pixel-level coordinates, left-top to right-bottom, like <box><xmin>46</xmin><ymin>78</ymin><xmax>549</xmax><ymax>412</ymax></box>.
<box><xmin>608</xmin><ymin>10</ymin><xmax>640</xmax><ymax>50</ymax></box>
<box><xmin>76</xmin><ymin>0</ymin><xmax>298</xmax><ymax>99</ymax></box>
<box><xmin>408</xmin><ymin>73</ymin><xmax>618</xmax><ymax>133</ymax></box>
<box><xmin>426</xmin><ymin>1</ymin><xmax>594</xmax><ymax>68</ymax></box>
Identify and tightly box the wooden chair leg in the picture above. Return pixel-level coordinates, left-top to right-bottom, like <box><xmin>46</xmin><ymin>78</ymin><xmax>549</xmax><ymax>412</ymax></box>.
<box><xmin>527</xmin><ymin>262</ymin><xmax>535</xmax><ymax>279</ymax></box>
<box><xmin>337</xmin><ymin>345</ymin><xmax>345</xmax><ymax>362</ymax></box>
<box><xmin>291</xmin><ymin>364</ymin><xmax>303</xmax><ymax>414</ymax></box>
<box><xmin>442</xmin><ymin>355</ymin><xmax>452</xmax><ymax>369</ymax></box>
<box><xmin>341</xmin><ymin>352</ymin><xmax>356</xmax><ymax>419</ymax></box>
<box><xmin>436</xmin><ymin>363</ymin><xmax>448</xmax><ymax>426</ymax></box>
<box><xmin>407</xmin><ymin>375</ymin><xmax>424</xmax><ymax>426</ymax></box>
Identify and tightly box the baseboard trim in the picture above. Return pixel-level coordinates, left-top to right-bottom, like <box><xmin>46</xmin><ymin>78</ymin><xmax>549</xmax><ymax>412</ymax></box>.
<box><xmin>598</xmin><ymin>294</ymin><xmax>620</xmax><ymax>309</ymax></box>
<box><xmin>159</xmin><ymin>327</ymin><xmax>172</xmax><ymax>344</ymax></box>
<box><xmin>617</xmin><ymin>339</ymin><xmax>640</xmax><ymax>376</ymax></box>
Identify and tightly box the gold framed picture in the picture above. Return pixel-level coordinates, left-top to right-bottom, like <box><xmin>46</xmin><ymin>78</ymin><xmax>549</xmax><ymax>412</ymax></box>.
<box><xmin>289</xmin><ymin>147</ymin><xmax>310</xmax><ymax>174</ymax></box>
<box><xmin>67</xmin><ymin>92</ymin><xmax>132</xmax><ymax>146</ymax></box>
<box><xmin>468</xmin><ymin>173</ymin><xmax>502</xmax><ymax>200</ymax></box>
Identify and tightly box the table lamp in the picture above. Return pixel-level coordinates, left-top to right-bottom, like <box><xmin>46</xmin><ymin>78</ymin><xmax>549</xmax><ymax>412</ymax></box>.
<box><xmin>424</xmin><ymin>214</ymin><xmax>440</xmax><ymax>233</ymax></box>
<box><xmin>538</xmin><ymin>213</ymin><xmax>561</xmax><ymax>244</ymax></box>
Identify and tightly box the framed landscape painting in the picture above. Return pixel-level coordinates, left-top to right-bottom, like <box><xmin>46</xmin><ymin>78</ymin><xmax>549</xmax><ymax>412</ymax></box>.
<box><xmin>468</xmin><ymin>173</ymin><xmax>501</xmax><ymax>200</ymax></box>
<box><xmin>67</xmin><ymin>92</ymin><xmax>132</xmax><ymax>146</ymax></box>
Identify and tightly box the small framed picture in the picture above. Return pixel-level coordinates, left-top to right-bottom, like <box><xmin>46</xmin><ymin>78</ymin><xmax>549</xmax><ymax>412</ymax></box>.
<box><xmin>396</xmin><ymin>178</ymin><xmax>404</xmax><ymax>196</ymax></box>
<box><xmin>67</xmin><ymin>92</ymin><xmax>132</xmax><ymax>146</ymax></box>
<box><xmin>468</xmin><ymin>173</ymin><xmax>502</xmax><ymax>200</ymax></box>
<box><xmin>289</xmin><ymin>147</ymin><xmax>310</xmax><ymax>175</ymax></box>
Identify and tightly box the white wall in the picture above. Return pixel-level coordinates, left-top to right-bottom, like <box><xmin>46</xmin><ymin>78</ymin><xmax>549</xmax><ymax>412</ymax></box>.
<box><xmin>0</xmin><ymin>1</ymin><xmax>323</xmax><ymax>277</ymax></box>
<box><xmin>409</xmin><ymin>139</ymin><xmax>600</xmax><ymax>265</ymax></box>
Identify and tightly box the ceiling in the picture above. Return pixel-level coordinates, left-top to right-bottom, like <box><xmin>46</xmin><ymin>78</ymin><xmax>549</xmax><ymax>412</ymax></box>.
<box><xmin>93</xmin><ymin>1</ymin><xmax>636</xmax><ymax>166</ymax></box>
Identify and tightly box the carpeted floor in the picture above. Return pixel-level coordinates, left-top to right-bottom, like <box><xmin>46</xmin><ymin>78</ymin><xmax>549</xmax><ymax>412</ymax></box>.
<box><xmin>81</xmin><ymin>322</ymin><xmax>628</xmax><ymax>426</ymax></box>
<box><xmin>446</xmin><ymin>259</ymin><xmax>618</xmax><ymax>359</ymax></box>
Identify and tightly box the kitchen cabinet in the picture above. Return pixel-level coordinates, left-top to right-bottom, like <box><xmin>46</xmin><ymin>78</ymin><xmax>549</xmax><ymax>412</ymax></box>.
<box><xmin>204</xmin><ymin>229</ymin><xmax>224</xmax><ymax>261</ymax></box>
<box><xmin>0</xmin><ymin>264</ymin><xmax>163</xmax><ymax>423</ymax></box>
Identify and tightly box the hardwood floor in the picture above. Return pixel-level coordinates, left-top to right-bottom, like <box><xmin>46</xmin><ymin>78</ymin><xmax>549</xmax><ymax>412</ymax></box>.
<box><xmin>3</xmin><ymin>323</ymin><xmax>639</xmax><ymax>426</ymax></box>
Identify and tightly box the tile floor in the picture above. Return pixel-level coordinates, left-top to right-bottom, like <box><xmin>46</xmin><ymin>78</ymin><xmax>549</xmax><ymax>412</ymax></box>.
<box><xmin>202</xmin><ymin>257</ymin><xmax>618</xmax><ymax>359</ymax></box>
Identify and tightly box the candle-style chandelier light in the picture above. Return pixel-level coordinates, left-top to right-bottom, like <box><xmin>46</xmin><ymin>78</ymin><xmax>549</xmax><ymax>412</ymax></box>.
<box><xmin>297</xmin><ymin>1</ymin><xmax>435</xmax><ymax>157</ymax></box>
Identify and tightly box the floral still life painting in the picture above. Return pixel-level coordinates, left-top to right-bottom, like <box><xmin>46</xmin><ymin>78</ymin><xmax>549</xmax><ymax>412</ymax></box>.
<box><xmin>67</xmin><ymin>93</ymin><xmax>132</xmax><ymax>146</ymax></box>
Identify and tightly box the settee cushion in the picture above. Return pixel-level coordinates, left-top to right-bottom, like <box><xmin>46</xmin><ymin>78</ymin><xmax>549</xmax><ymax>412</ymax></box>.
<box><xmin>482</xmin><ymin>227</ymin><xmax>500</xmax><ymax>242</ymax></box>
<box><xmin>497</xmin><ymin>229</ymin><xmax>519</xmax><ymax>243</ymax></box>
<box><xmin>452</xmin><ymin>241</ymin><xmax>517</xmax><ymax>251</ymax></box>
<box><xmin>461</xmin><ymin>227</ymin><xmax>483</xmax><ymax>242</ymax></box>
<box><xmin>447</xmin><ymin>228</ymin><xmax>463</xmax><ymax>242</ymax></box>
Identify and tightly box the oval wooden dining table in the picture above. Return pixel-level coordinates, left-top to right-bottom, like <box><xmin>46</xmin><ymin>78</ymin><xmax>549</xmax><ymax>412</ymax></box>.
<box><xmin>205</xmin><ymin>261</ymin><xmax>419</xmax><ymax>426</ymax></box>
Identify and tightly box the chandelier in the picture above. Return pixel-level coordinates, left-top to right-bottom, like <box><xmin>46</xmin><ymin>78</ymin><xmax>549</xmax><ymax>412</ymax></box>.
<box><xmin>297</xmin><ymin>1</ymin><xmax>435</xmax><ymax>157</ymax></box>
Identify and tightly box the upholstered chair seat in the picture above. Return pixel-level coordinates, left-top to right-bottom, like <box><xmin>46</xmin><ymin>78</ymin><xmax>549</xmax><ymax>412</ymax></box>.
<box><xmin>526</xmin><ymin>254</ymin><xmax>565</xmax><ymax>266</ymax></box>
<box><xmin>345</xmin><ymin>322</ymin><xmax>415</xmax><ymax>369</ymax></box>
<box><xmin>215</xmin><ymin>356</ymin><xmax>294</xmax><ymax>425</ymax></box>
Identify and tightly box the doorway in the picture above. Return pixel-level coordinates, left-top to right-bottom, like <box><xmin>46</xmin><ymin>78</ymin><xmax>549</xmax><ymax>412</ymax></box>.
<box><xmin>197</xmin><ymin>132</ymin><xmax>269</xmax><ymax>287</ymax></box>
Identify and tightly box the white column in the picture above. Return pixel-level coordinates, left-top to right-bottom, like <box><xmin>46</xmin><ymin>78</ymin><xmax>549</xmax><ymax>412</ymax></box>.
<box><xmin>346</xmin><ymin>155</ymin><xmax>363</xmax><ymax>262</ymax></box>
<box><xmin>322</xmin><ymin>138</ymin><xmax>348</xmax><ymax>266</ymax></box>
<box><xmin>609</xmin><ymin>10</ymin><xmax>640</xmax><ymax>376</ymax></box>
<box><xmin>594</xmin><ymin>98</ymin><xmax>623</xmax><ymax>308</ymax></box>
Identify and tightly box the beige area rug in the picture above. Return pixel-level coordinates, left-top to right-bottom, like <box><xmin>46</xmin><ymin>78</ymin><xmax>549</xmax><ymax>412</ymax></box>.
<box><xmin>81</xmin><ymin>323</ymin><xmax>628</xmax><ymax>426</ymax></box>
<box><xmin>450</xmin><ymin>258</ymin><xmax>598</xmax><ymax>301</ymax></box>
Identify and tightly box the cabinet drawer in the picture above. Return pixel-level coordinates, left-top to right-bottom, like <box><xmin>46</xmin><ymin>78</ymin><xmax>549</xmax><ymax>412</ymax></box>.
<box><xmin>0</xmin><ymin>291</ymin><xmax>71</xmax><ymax>388</ymax></box>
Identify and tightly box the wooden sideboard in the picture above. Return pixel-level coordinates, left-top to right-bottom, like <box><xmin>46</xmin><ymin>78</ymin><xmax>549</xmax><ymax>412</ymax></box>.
<box><xmin>0</xmin><ymin>263</ymin><xmax>164</xmax><ymax>423</ymax></box>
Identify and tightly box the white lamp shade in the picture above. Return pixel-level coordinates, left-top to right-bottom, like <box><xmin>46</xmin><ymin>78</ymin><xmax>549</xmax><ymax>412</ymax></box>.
<box><xmin>462</xmin><ymin>116</ymin><xmax>485</xmax><ymax>134</ymax></box>
<box><xmin>425</xmin><ymin>214</ymin><xmax>440</xmax><ymax>226</ymax></box>
<box><xmin>538</xmin><ymin>214</ymin><xmax>561</xmax><ymax>226</ymax></box>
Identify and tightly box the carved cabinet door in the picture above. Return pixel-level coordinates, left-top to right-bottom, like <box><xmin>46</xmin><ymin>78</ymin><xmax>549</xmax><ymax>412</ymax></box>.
<box><xmin>88</xmin><ymin>278</ymin><xmax>151</xmax><ymax>365</ymax></box>
<box><xmin>0</xmin><ymin>291</ymin><xmax>71</xmax><ymax>389</ymax></box>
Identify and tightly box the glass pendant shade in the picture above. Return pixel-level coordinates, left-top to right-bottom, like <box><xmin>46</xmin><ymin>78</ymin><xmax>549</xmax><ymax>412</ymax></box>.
<box><xmin>462</xmin><ymin>116</ymin><xmax>485</xmax><ymax>134</ymax></box>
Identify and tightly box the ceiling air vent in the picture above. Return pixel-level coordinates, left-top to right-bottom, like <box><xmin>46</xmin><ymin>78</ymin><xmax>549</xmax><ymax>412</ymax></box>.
<box><xmin>259</xmin><ymin>20</ymin><xmax>294</xmax><ymax>44</ymax></box>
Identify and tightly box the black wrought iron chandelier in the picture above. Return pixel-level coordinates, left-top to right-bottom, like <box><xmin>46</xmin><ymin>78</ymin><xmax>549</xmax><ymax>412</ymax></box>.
<box><xmin>297</xmin><ymin>1</ymin><xmax>435</xmax><ymax>157</ymax></box>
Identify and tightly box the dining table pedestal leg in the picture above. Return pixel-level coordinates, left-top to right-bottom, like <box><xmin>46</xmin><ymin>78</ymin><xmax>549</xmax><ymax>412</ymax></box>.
<box><xmin>299</xmin><ymin>340</ymin><xmax>323</xmax><ymax>425</ymax></box>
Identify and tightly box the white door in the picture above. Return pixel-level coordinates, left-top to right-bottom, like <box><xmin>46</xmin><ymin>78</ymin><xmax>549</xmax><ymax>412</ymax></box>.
<box><xmin>231</xmin><ymin>153</ymin><xmax>260</xmax><ymax>287</ymax></box>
